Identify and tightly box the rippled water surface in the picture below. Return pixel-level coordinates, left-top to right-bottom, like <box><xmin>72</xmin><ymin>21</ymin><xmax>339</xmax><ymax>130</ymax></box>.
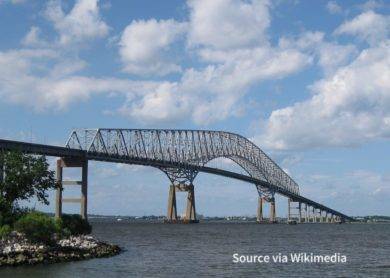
<box><xmin>1</xmin><ymin>221</ymin><xmax>390</xmax><ymax>277</ymax></box>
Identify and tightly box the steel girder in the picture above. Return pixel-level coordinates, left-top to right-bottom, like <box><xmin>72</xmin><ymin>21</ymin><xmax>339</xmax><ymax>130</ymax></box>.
<box><xmin>66</xmin><ymin>129</ymin><xmax>300</xmax><ymax>196</ymax></box>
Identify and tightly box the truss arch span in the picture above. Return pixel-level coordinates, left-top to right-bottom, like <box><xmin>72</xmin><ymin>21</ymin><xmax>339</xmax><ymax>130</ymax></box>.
<box><xmin>66</xmin><ymin>129</ymin><xmax>300</xmax><ymax>196</ymax></box>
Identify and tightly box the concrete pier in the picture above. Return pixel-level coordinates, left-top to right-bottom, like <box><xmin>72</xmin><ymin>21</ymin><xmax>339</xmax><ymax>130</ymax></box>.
<box><xmin>270</xmin><ymin>198</ymin><xmax>276</xmax><ymax>223</ymax></box>
<box><xmin>166</xmin><ymin>184</ymin><xmax>197</xmax><ymax>223</ymax></box>
<box><xmin>55</xmin><ymin>157</ymin><xmax>88</xmax><ymax>220</ymax></box>
<box><xmin>167</xmin><ymin>185</ymin><xmax>177</xmax><ymax>222</ymax></box>
<box><xmin>257</xmin><ymin>196</ymin><xmax>264</xmax><ymax>222</ymax></box>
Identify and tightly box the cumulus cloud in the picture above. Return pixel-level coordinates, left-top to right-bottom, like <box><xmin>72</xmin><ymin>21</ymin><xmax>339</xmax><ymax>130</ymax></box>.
<box><xmin>335</xmin><ymin>10</ymin><xmax>389</xmax><ymax>45</ymax></box>
<box><xmin>114</xmin><ymin>0</ymin><xmax>310</xmax><ymax>125</ymax></box>
<box><xmin>188</xmin><ymin>0</ymin><xmax>270</xmax><ymax>50</ymax></box>
<box><xmin>279</xmin><ymin>31</ymin><xmax>358</xmax><ymax>74</ymax></box>
<box><xmin>45</xmin><ymin>0</ymin><xmax>109</xmax><ymax>45</ymax></box>
<box><xmin>326</xmin><ymin>1</ymin><xmax>342</xmax><ymax>14</ymax></box>
<box><xmin>259</xmin><ymin>41</ymin><xmax>390</xmax><ymax>150</ymax></box>
<box><xmin>119</xmin><ymin>19</ymin><xmax>187</xmax><ymax>76</ymax></box>
<box><xmin>0</xmin><ymin>48</ymin><xmax>160</xmax><ymax>111</ymax></box>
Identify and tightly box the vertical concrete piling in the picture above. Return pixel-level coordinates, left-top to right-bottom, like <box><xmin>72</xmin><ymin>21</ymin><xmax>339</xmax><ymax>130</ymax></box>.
<box><xmin>270</xmin><ymin>198</ymin><xmax>276</xmax><ymax>223</ymax></box>
<box><xmin>167</xmin><ymin>184</ymin><xmax>177</xmax><ymax>222</ymax></box>
<box><xmin>257</xmin><ymin>196</ymin><xmax>264</xmax><ymax>222</ymax></box>
<box><xmin>55</xmin><ymin>157</ymin><xmax>88</xmax><ymax>220</ymax></box>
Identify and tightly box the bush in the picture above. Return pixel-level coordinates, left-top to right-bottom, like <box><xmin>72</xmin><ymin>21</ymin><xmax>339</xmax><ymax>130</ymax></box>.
<box><xmin>14</xmin><ymin>211</ymin><xmax>59</xmax><ymax>245</ymax></box>
<box><xmin>0</xmin><ymin>225</ymin><xmax>11</xmax><ymax>239</ymax></box>
<box><xmin>60</xmin><ymin>214</ymin><xmax>92</xmax><ymax>236</ymax></box>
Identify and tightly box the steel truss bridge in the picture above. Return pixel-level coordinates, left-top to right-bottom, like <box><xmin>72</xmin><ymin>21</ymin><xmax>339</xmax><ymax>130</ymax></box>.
<box><xmin>0</xmin><ymin>128</ymin><xmax>353</xmax><ymax>223</ymax></box>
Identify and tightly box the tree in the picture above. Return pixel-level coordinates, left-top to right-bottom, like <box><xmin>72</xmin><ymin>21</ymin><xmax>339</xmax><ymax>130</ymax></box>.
<box><xmin>0</xmin><ymin>151</ymin><xmax>56</xmax><ymax>210</ymax></box>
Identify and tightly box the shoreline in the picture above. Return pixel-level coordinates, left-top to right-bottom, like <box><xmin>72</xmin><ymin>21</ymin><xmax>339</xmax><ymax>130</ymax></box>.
<box><xmin>0</xmin><ymin>233</ymin><xmax>121</xmax><ymax>267</ymax></box>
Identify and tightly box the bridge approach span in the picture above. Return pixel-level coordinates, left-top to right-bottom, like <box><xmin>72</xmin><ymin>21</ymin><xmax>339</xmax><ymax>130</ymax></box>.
<box><xmin>0</xmin><ymin>129</ymin><xmax>353</xmax><ymax>222</ymax></box>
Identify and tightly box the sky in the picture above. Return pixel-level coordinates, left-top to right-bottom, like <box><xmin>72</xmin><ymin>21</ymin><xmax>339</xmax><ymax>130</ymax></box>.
<box><xmin>0</xmin><ymin>0</ymin><xmax>389</xmax><ymax>217</ymax></box>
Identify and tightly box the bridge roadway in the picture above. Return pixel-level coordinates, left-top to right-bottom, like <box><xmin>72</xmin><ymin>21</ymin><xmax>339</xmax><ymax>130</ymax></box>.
<box><xmin>0</xmin><ymin>138</ymin><xmax>353</xmax><ymax>221</ymax></box>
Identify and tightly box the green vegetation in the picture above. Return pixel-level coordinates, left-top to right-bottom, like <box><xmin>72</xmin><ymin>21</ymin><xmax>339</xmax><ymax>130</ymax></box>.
<box><xmin>14</xmin><ymin>211</ymin><xmax>60</xmax><ymax>245</ymax></box>
<box><xmin>0</xmin><ymin>150</ymin><xmax>57</xmax><ymax>229</ymax></box>
<box><xmin>0</xmin><ymin>151</ymin><xmax>92</xmax><ymax>244</ymax></box>
<box><xmin>0</xmin><ymin>224</ymin><xmax>11</xmax><ymax>239</ymax></box>
<box><xmin>59</xmin><ymin>214</ymin><xmax>92</xmax><ymax>236</ymax></box>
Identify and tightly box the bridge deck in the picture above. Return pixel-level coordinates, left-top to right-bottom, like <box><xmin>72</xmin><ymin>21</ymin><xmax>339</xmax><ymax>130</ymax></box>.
<box><xmin>0</xmin><ymin>139</ymin><xmax>353</xmax><ymax>221</ymax></box>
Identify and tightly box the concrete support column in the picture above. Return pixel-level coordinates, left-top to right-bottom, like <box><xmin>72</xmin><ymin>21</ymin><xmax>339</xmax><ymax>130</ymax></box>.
<box><xmin>305</xmin><ymin>204</ymin><xmax>309</xmax><ymax>223</ymax></box>
<box><xmin>287</xmin><ymin>198</ymin><xmax>291</xmax><ymax>221</ymax></box>
<box><xmin>270</xmin><ymin>198</ymin><xmax>276</xmax><ymax>223</ymax></box>
<box><xmin>55</xmin><ymin>159</ymin><xmax>63</xmax><ymax>218</ymax></box>
<box><xmin>81</xmin><ymin>160</ymin><xmax>88</xmax><ymax>220</ymax></box>
<box><xmin>319</xmin><ymin>210</ymin><xmax>323</xmax><ymax>223</ymax></box>
<box><xmin>298</xmin><ymin>202</ymin><xmax>302</xmax><ymax>223</ymax></box>
<box><xmin>167</xmin><ymin>185</ymin><xmax>177</xmax><ymax>222</ymax></box>
<box><xmin>185</xmin><ymin>185</ymin><xmax>196</xmax><ymax>221</ymax></box>
<box><xmin>257</xmin><ymin>196</ymin><xmax>263</xmax><ymax>222</ymax></box>
<box><xmin>55</xmin><ymin>157</ymin><xmax>88</xmax><ymax>220</ymax></box>
<box><xmin>312</xmin><ymin>207</ymin><xmax>316</xmax><ymax>222</ymax></box>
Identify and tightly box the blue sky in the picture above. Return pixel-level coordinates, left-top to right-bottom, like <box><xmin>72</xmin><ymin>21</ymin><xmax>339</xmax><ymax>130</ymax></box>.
<box><xmin>0</xmin><ymin>0</ymin><xmax>389</xmax><ymax>217</ymax></box>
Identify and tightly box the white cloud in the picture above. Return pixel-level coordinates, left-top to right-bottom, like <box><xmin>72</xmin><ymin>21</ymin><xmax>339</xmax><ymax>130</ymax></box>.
<box><xmin>279</xmin><ymin>31</ymin><xmax>358</xmax><ymax>74</ymax></box>
<box><xmin>335</xmin><ymin>11</ymin><xmax>389</xmax><ymax>45</ymax></box>
<box><xmin>357</xmin><ymin>0</ymin><xmax>385</xmax><ymax>11</ymax></box>
<box><xmin>116</xmin><ymin>45</ymin><xmax>311</xmax><ymax>125</ymax></box>
<box><xmin>119</xmin><ymin>19</ymin><xmax>187</xmax><ymax>76</ymax></box>
<box><xmin>326</xmin><ymin>1</ymin><xmax>342</xmax><ymax>14</ymax></box>
<box><xmin>21</xmin><ymin>26</ymin><xmax>47</xmax><ymax>47</ymax></box>
<box><xmin>259</xmin><ymin>41</ymin><xmax>390</xmax><ymax>150</ymax></box>
<box><xmin>187</xmin><ymin>0</ymin><xmax>270</xmax><ymax>50</ymax></box>
<box><xmin>114</xmin><ymin>0</ymin><xmax>310</xmax><ymax>125</ymax></box>
<box><xmin>317</xmin><ymin>43</ymin><xmax>357</xmax><ymax>74</ymax></box>
<box><xmin>118</xmin><ymin>82</ymin><xmax>190</xmax><ymax>123</ymax></box>
<box><xmin>0</xmin><ymin>48</ymin><xmax>160</xmax><ymax>111</ymax></box>
<box><xmin>45</xmin><ymin>0</ymin><xmax>109</xmax><ymax>45</ymax></box>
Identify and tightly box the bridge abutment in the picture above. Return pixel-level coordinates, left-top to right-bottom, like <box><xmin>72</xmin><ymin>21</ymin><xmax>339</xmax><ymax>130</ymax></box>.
<box><xmin>55</xmin><ymin>157</ymin><xmax>88</xmax><ymax>220</ymax></box>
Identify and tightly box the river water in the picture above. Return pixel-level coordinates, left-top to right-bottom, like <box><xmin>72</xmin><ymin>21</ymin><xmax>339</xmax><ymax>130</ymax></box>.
<box><xmin>1</xmin><ymin>220</ymin><xmax>389</xmax><ymax>277</ymax></box>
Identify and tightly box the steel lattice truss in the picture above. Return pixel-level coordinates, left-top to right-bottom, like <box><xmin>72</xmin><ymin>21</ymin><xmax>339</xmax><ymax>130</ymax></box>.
<box><xmin>66</xmin><ymin>129</ymin><xmax>300</xmax><ymax>196</ymax></box>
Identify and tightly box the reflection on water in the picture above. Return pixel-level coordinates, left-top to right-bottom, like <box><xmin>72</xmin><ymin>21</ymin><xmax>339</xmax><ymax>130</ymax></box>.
<box><xmin>1</xmin><ymin>220</ymin><xmax>390</xmax><ymax>277</ymax></box>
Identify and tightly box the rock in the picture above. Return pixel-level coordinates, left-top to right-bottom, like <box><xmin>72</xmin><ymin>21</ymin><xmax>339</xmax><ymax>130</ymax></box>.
<box><xmin>0</xmin><ymin>234</ymin><xmax>121</xmax><ymax>267</ymax></box>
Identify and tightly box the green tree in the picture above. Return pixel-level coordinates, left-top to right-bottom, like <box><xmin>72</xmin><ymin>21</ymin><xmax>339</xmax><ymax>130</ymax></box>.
<box><xmin>0</xmin><ymin>151</ymin><xmax>56</xmax><ymax>218</ymax></box>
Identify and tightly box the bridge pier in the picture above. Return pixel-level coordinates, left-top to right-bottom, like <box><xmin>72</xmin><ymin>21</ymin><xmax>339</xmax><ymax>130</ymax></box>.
<box><xmin>256</xmin><ymin>196</ymin><xmax>277</xmax><ymax>223</ymax></box>
<box><xmin>287</xmin><ymin>199</ymin><xmax>303</xmax><ymax>224</ymax></box>
<box><xmin>162</xmin><ymin>168</ymin><xmax>198</xmax><ymax>224</ymax></box>
<box><xmin>305</xmin><ymin>204</ymin><xmax>309</xmax><ymax>223</ymax></box>
<box><xmin>270</xmin><ymin>198</ymin><xmax>276</xmax><ymax>223</ymax></box>
<box><xmin>55</xmin><ymin>157</ymin><xmax>88</xmax><ymax>220</ymax></box>
<box><xmin>166</xmin><ymin>183</ymin><xmax>197</xmax><ymax>223</ymax></box>
<box><xmin>312</xmin><ymin>207</ymin><xmax>316</xmax><ymax>222</ymax></box>
<box><xmin>256</xmin><ymin>196</ymin><xmax>264</xmax><ymax>222</ymax></box>
<box><xmin>167</xmin><ymin>185</ymin><xmax>177</xmax><ymax>222</ymax></box>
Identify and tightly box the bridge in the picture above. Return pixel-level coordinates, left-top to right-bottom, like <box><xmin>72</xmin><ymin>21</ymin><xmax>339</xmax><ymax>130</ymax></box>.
<box><xmin>0</xmin><ymin>128</ymin><xmax>353</xmax><ymax>223</ymax></box>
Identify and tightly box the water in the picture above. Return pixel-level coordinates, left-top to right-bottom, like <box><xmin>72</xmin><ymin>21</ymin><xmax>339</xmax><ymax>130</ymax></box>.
<box><xmin>1</xmin><ymin>221</ymin><xmax>390</xmax><ymax>277</ymax></box>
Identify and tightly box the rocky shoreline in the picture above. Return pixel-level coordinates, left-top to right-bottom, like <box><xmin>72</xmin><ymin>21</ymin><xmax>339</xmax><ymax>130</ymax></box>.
<box><xmin>0</xmin><ymin>233</ymin><xmax>121</xmax><ymax>266</ymax></box>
